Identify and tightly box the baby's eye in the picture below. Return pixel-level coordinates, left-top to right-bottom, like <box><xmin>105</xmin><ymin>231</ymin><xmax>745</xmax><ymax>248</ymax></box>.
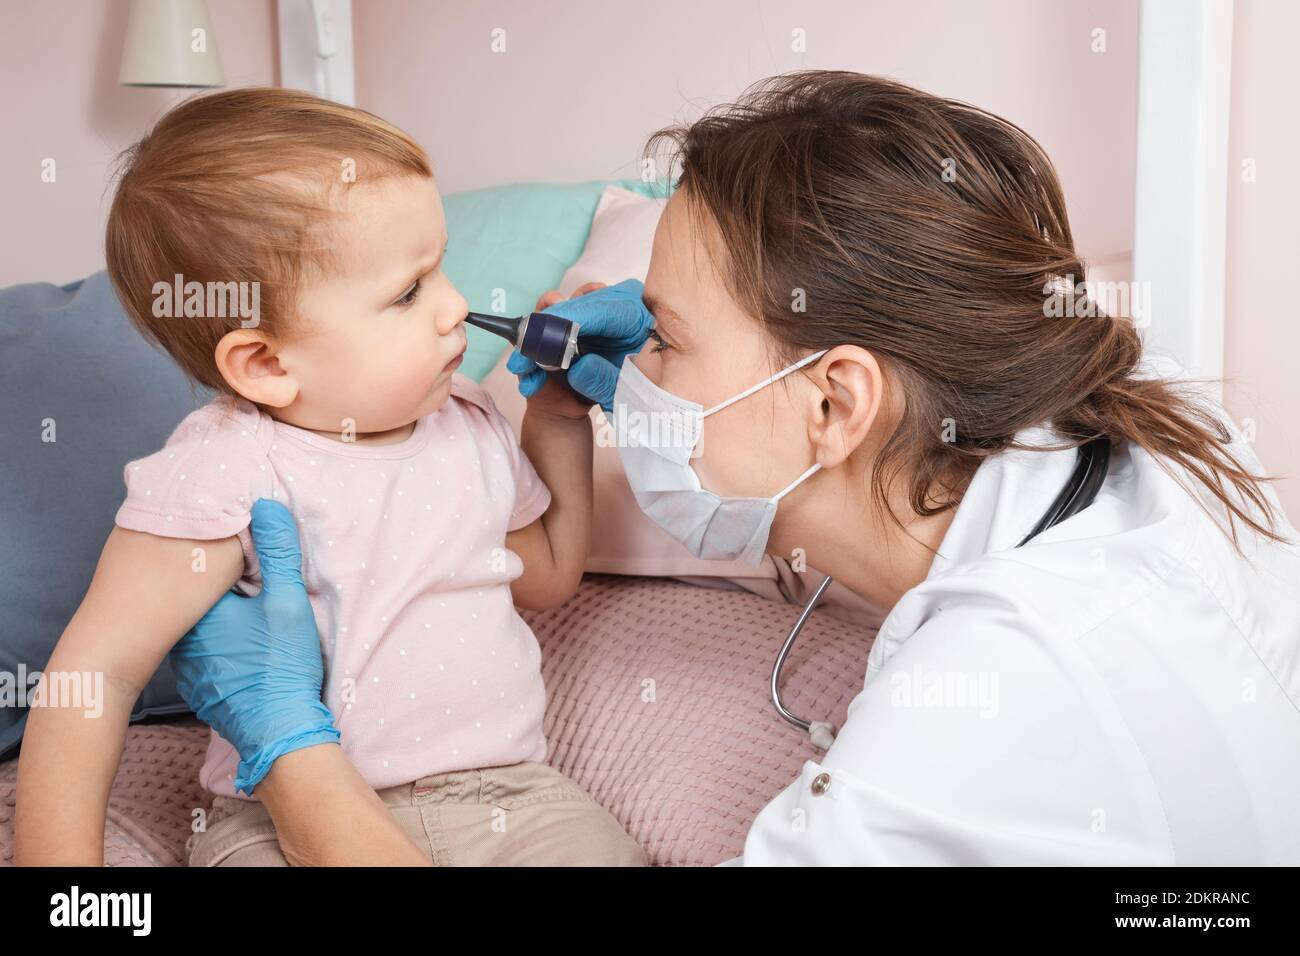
<box><xmin>648</xmin><ymin>328</ymin><xmax>670</xmax><ymax>353</ymax></box>
<box><xmin>395</xmin><ymin>278</ymin><xmax>422</xmax><ymax>307</ymax></box>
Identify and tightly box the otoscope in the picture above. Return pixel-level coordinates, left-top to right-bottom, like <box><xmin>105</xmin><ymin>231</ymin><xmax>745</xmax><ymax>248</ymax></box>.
<box><xmin>464</xmin><ymin>311</ymin><xmax>582</xmax><ymax>371</ymax></box>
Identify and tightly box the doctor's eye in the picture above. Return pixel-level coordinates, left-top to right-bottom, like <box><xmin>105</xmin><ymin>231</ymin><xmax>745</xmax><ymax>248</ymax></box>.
<box><xmin>648</xmin><ymin>328</ymin><xmax>670</xmax><ymax>353</ymax></box>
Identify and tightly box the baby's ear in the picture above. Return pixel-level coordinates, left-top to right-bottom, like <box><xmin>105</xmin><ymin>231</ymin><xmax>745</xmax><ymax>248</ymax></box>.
<box><xmin>215</xmin><ymin>329</ymin><xmax>299</xmax><ymax>408</ymax></box>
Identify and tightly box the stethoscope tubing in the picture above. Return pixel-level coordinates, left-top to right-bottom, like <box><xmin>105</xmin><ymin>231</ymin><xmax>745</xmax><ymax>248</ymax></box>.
<box><xmin>770</xmin><ymin>573</ymin><xmax>834</xmax><ymax>734</ymax></box>
<box><xmin>772</xmin><ymin>436</ymin><xmax>1111</xmax><ymax>751</ymax></box>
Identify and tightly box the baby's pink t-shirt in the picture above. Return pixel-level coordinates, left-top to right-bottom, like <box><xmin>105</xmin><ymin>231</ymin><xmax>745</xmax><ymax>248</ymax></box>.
<box><xmin>115</xmin><ymin>375</ymin><xmax>552</xmax><ymax>798</ymax></box>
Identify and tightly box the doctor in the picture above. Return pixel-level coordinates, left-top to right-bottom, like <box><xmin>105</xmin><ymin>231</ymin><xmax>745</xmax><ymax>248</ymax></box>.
<box><xmin>173</xmin><ymin>71</ymin><xmax>1300</xmax><ymax>865</ymax></box>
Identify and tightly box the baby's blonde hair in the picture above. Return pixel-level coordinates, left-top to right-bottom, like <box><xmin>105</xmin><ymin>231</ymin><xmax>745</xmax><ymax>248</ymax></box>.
<box><xmin>106</xmin><ymin>87</ymin><xmax>431</xmax><ymax>392</ymax></box>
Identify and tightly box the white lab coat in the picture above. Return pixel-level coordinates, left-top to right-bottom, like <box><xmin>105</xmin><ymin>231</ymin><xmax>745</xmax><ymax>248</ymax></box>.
<box><xmin>739</xmin><ymin>411</ymin><xmax>1300</xmax><ymax>865</ymax></box>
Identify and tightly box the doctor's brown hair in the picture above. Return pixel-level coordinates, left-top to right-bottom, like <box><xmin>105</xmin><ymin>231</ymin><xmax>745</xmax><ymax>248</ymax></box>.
<box><xmin>649</xmin><ymin>71</ymin><xmax>1281</xmax><ymax>546</ymax></box>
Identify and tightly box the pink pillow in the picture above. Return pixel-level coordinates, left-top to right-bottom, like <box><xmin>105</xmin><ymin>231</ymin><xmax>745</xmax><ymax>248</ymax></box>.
<box><xmin>527</xmin><ymin>574</ymin><xmax>875</xmax><ymax>866</ymax></box>
<box><xmin>556</xmin><ymin>186</ymin><xmax>666</xmax><ymax>296</ymax></box>
<box><xmin>0</xmin><ymin>577</ymin><xmax>874</xmax><ymax>867</ymax></box>
<box><xmin>482</xmin><ymin>352</ymin><xmax>777</xmax><ymax>580</ymax></box>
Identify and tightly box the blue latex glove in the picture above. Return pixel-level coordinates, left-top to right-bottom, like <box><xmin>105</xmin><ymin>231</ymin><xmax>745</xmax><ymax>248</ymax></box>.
<box><xmin>170</xmin><ymin>499</ymin><xmax>340</xmax><ymax>795</ymax></box>
<box><xmin>506</xmin><ymin>278</ymin><xmax>655</xmax><ymax>413</ymax></box>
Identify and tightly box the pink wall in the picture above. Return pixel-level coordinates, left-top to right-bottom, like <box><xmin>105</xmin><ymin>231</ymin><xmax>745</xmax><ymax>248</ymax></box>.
<box><xmin>354</xmin><ymin>0</ymin><xmax>1140</xmax><ymax>266</ymax></box>
<box><xmin>1223</xmin><ymin>0</ymin><xmax>1300</xmax><ymax>519</ymax></box>
<box><xmin>0</xmin><ymin>0</ymin><xmax>277</xmax><ymax>287</ymax></box>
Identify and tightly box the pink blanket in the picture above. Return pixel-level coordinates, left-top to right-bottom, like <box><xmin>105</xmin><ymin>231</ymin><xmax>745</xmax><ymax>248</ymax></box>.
<box><xmin>1</xmin><ymin>574</ymin><xmax>873</xmax><ymax>866</ymax></box>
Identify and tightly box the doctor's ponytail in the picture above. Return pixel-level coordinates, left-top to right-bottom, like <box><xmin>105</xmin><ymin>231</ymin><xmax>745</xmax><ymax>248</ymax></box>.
<box><xmin>649</xmin><ymin>71</ymin><xmax>1284</xmax><ymax>548</ymax></box>
<box><xmin>1054</xmin><ymin>306</ymin><xmax>1278</xmax><ymax>548</ymax></box>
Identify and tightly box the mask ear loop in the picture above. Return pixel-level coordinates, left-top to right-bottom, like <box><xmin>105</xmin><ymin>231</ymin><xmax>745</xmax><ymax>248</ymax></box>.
<box><xmin>702</xmin><ymin>349</ymin><xmax>829</xmax><ymax>418</ymax></box>
<box><xmin>701</xmin><ymin>349</ymin><xmax>829</xmax><ymax>497</ymax></box>
<box><xmin>772</xmin><ymin>462</ymin><xmax>821</xmax><ymax>501</ymax></box>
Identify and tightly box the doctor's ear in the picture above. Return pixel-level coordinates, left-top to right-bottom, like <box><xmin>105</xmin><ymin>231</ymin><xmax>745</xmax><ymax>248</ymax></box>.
<box><xmin>214</xmin><ymin>329</ymin><xmax>300</xmax><ymax>408</ymax></box>
<box><xmin>805</xmin><ymin>345</ymin><xmax>884</xmax><ymax>470</ymax></box>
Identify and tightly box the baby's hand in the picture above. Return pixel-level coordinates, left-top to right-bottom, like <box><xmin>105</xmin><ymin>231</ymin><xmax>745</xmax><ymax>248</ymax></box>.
<box><xmin>519</xmin><ymin>369</ymin><xmax>597</xmax><ymax>421</ymax></box>
<box><xmin>534</xmin><ymin>281</ymin><xmax>605</xmax><ymax>313</ymax></box>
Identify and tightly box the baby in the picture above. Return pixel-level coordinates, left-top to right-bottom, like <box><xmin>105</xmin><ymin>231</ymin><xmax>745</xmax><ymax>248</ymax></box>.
<box><xmin>15</xmin><ymin>88</ymin><xmax>643</xmax><ymax>866</ymax></box>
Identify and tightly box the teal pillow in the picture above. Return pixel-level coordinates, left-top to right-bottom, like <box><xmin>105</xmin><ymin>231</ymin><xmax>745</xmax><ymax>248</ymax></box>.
<box><xmin>442</xmin><ymin>179</ymin><xmax>667</xmax><ymax>380</ymax></box>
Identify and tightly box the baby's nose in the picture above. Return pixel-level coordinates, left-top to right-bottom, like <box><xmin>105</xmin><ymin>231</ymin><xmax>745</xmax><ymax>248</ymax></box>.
<box><xmin>439</xmin><ymin>295</ymin><xmax>470</xmax><ymax>337</ymax></box>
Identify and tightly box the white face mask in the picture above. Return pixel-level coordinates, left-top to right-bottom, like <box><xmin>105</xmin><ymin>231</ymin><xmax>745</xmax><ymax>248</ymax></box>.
<box><xmin>610</xmin><ymin>349</ymin><xmax>829</xmax><ymax>565</ymax></box>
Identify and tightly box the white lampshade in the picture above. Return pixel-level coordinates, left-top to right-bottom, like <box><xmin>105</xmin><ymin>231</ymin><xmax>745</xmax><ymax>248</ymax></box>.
<box><xmin>119</xmin><ymin>0</ymin><xmax>224</xmax><ymax>88</ymax></box>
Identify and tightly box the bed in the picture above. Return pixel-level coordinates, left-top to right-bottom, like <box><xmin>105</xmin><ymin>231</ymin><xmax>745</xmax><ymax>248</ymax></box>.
<box><xmin>0</xmin><ymin>574</ymin><xmax>871</xmax><ymax>866</ymax></box>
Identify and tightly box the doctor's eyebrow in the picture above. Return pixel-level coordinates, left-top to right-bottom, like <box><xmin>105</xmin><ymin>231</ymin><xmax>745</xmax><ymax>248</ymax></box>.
<box><xmin>643</xmin><ymin>293</ymin><xmax>687</xmax><ymax>335</ymax></box>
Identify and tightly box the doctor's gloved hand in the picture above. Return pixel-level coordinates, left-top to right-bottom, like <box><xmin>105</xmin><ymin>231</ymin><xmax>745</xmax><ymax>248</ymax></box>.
<box><xmin>507</xmin><ymin>278</ymin><xmax>654</xmax><ymax>413</ymax></box>
<box><xmin>170</xmin><ymin>499</ymin><xmax>339</xmax><ymax>796</ymax></box>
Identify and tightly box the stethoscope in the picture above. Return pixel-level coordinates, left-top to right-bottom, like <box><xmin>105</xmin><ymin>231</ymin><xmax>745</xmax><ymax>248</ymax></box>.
<box><xmin>771</xmin><ymin>435</ymin><xmax>1113</xmax><ymax>750</ymax></box>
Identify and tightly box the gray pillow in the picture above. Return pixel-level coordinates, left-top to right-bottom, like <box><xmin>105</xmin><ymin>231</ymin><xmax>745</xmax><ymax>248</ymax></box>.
<box><xmin>0</xmin><ymin>272</ymin><xmax>208</xmax><ymax>761</ymax></box>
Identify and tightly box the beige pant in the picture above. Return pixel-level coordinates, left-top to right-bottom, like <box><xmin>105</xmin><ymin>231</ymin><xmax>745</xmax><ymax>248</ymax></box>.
<box><xmin>187</xmin><ymin>761</ymin><xmax>647</xmax><ymax>867</ymax></box>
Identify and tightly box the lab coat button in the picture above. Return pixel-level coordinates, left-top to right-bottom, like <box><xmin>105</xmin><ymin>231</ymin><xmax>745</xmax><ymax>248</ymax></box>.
<box><xmin>810</xmin><ymin>772</ymin><xmax>832</xmax><ymax>795</ymax></box>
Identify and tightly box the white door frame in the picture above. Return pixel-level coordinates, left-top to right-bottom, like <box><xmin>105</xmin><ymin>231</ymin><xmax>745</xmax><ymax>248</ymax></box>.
<box><xmin>276</xmin><ymin>0</ymin><xmax>355</xmax><ymax>106</ymax></box>
<box><xmin>1132</xmin><ymin>0</ymin><xmax>1234</xmax><ymax>381</ymax></box>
